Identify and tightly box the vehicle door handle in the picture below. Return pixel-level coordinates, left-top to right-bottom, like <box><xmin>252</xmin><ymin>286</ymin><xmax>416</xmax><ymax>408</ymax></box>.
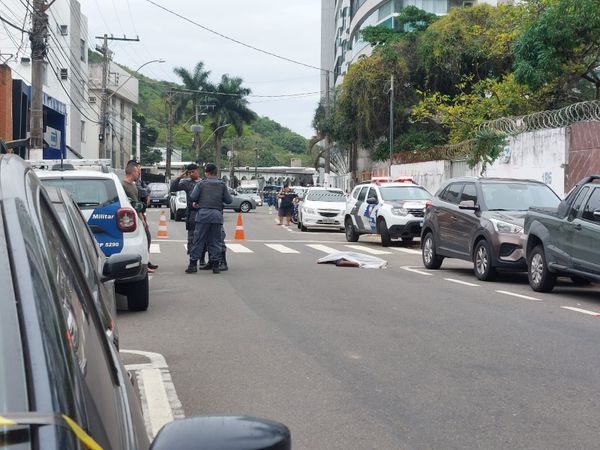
<box><xmin>451</xmin><ymin>216</ymin><xmax>458</xmax><ymax>221</ymax></box>
<box><xmin>573</xmin><ymin>224</ymin><xmax>582</xmax><ymax>231</ymax></box>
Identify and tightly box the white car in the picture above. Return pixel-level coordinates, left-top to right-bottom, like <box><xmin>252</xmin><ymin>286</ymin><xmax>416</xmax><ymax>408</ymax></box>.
<box><xmin>298</xmin><ymin>188</ymin><xmax>346</xmax><ymax>232</ymax></box>
<box><xmin>170</xmin><ymin>190</ymin><xmax>187</xmax><ymax>221</ymax></box>
<box><xmin>37</xmin><ymin>168</ymin><xmax>150</xmax><ymax>311</ymax></box>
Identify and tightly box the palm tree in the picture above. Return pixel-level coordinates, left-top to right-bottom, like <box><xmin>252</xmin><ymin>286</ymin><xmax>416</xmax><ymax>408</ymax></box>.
<box><xmin>172</xmin><ymin>61</ymin><xmax>211</xmax><ymax>121</ymax></box>
<box><xmin>207</xmin><ymin>75</ymin><xmax>257</xmax><ymax>175</ymax></box>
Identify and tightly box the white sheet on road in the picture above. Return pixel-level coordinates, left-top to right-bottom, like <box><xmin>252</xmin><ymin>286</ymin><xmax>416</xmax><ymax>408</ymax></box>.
<box><xmin>317</xmin><ymin>251</ymin><xmax>388</xmax><ymax>269</ymax></box>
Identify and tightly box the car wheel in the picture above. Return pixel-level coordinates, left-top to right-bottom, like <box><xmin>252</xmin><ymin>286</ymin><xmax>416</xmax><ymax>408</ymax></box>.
<box><xmin>300</xmin><ymin>223</ymin><xmax>308</xmax><ymax>232</ymax></box>
<box><xmin>297</xmin><ymin>219</ymin><xmax>302</xmax><ymax>230</ymax></box>
<box><xmin>528</xmin><ymin>245</ymin><xmax>556</xmax><ymax>292</ymax></box>
<box><xmin>474</xmin><ymin>240</ymin><xmax>497</xmax><ymax>281</ymax></box>
<box><xmin>378</xmin><ymin>218</ymin><xmax>392</xmax><ymax>247</ymax></box>
<box><xmin>345</xmin><ymin>217</ymin><xmax>359</xmax><ymax>242</ymax></box>
<box><xmin>571</xmin><ymin>276</ymin><xmax>592</xmax><ymax>285</ymax></box>
<box><xmin>126</xmin><ymin>275</ymin><xmax>149</xmax><ymax>311</ymax></box>
<box><xmin>170</xmin><ymin>208</ymin><xmax>174</xmax><ymax>220</ymax></box>
<box><xmin>422</xmin><ymin>232</ymin><xmax>443</xmax><ymax>269</ymax></box>
<box><xmin>240</xmin><ymin>202</ymin><xmax>252</xmax><ymax>213</ymax></box>
<box><xmin>176</xmin><ymin>210</ymin><xmax>185</xmax><ymax>222</ymax></box>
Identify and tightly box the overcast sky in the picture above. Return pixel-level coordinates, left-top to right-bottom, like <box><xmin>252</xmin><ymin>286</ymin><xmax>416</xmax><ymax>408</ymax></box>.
<box><xmin>80</xmin><ymin>0</ymin><xmax>323</xmax><ymax>138</ymax></box>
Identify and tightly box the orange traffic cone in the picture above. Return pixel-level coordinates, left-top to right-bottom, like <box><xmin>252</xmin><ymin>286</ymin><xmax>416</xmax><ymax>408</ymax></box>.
<box><xmin>156</xmin><ymin>210</ymin><xmax>169</xmax><ymax>239</ymax></box>
<box><xmin>234</xmin><ymin>213</ymin><xmax>245</xmax><ymax>241</ymax></box>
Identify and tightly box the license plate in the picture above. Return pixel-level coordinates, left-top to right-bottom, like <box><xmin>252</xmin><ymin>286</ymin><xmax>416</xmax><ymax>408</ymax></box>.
<box><xmin>152</xmin><ymin>199</ymin><xmax>160</xmax><ymax>203</ymax></box>
<box><xmin>321</xmin><ymin>219</ymin><xmax>336</xmax><ymax>224</ymax></box>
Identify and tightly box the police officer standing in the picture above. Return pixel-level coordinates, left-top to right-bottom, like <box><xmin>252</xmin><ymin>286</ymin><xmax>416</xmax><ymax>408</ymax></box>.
<box><xmin>171</xmin><ymin>163</ymin><xmax>204</xmax><ymax>267</ymax></box>
<box><xmin>187</xmin><ymin>163</ymin><xmax>232</xmax><ymax>274</ymax></box>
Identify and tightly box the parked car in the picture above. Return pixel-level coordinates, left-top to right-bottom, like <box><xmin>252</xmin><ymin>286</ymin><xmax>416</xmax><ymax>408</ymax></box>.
<box><xmin>148</xmin><ymin>182</ymin><xmax>170</xmax><ymax>207</ymax></box>
<box><xmin>46</xmin><ymin>186</ymin><xmax>123</xmax><ymax>347</ymax></box>
<box><xmin>1</xmin><ymin>153</ymin><xmax>292</xmax><ymax>450</ymax></box>
<box><xmin>170</xmin><ymin>190</ymin><xmax>187</xmax><ymax>221</ymax></box>
<box><xmin>421</xmin><ymin>177</ymin><xmax>561</xmax><ymax>281</ymax></box>
<box><xmin>36</xmin><ymin>165</ymin><xmax>150</xmax><ymax>311</ymax></box>
<box><xmin>524</xmin><ymin>175</ymin><xmax>600</xmax><ymax>292</ymax></box>
<box><xmin>298</xmin><ymin>187</ymin><xmax>346</xmax><ymax>231</ymax></box>
<box><xmin>345</xmin><ymin>181</ymin><xmax>432</xmax><ymax>246</ymax></box>
<box><xmin>225</xmin><ymin>188</ymin><xmax>257</xmax><ymax>213</ymax></box>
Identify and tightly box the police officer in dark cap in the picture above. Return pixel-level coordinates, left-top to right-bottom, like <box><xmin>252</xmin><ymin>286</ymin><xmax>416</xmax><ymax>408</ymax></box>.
<box><xmin>188</xmin><ymin>163</ymin><xmax>232</xmax><ymax>274</ymax></box>
<box><xmin>170</xmin><ymin>163</ymin><xmax>204</xmax><ymax>265</ymax></box>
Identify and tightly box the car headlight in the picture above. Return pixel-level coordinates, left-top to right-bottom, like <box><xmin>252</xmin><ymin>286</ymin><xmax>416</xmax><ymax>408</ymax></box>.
<box><xmin>490</xmin><ymin>218</ymin><xmax>523</xmax><ymax>234</ymax></box>
<box><xmin>303</xmin><ymin>207</ymin><xmax>317</xmax><ymax>215</ymax></box>
<box><xmin>391</xmin><ymin>207</ymin><xmax>408</xmax><ymax>216</ymax></box>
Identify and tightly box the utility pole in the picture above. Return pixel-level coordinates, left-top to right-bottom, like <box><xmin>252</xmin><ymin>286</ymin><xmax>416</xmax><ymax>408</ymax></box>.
<box><xmin>324</xmin><ymin>71</ymin><xmax>331</xmax><ymax>187</ymax></box>
<box><xmin>135</xmin><ymin>121</ymin><xmax>141</xmax><ymax>162</ymax></box>
<box><xmin>95</xmin><ymin>34</ymin><xmax>139</xmax><ymax>164</ymax></box>
<box><xmin>389</xmin><ymin>75</ymin><xmax>394</xmax><ymax>179</ymax></box>
<box><xmin>165</xmin><ymin>91</ymin><xmax>174</xmax><ymax>181</ymax></box>
<box><xmin>30</xmin><ymin>0</ymin><xmax>49</xmax><ymax>156</ymax></box>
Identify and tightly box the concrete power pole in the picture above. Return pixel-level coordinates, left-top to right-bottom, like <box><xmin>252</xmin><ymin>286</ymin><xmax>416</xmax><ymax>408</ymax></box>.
<box><xmin>135</xmin><ymin>121</ymin><xmax>141</xmax><ymax>162</ymax></box>
<box><xmin>95</xmin><ymin>34</ymin><xmax>139</xmax><ymax>164</ymax></box>
<box><xmin>389</xmin><ymin>75</ymin><xmax>394</xmax><ymax>179</ymax></box>
<box><xmin>30</xmin><ymin>0</ymin><xmax>49</xmax><ymax>156</ymax></box>
<box><xmin>165</xmin><ymin>91</ymin><xmax>174</xmax><ymax>181</ymax></box>
<box><xmin>324</xmin><ymin>71</ymin><xmax>331</xmax><ymax>187</ymax></box>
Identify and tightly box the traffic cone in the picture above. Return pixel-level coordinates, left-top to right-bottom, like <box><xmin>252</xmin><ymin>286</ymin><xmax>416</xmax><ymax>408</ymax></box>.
<box><xmin>156</xmin><ymin>210</ymin><xmax>169</xmax><ymax>239</ymax></box>
<box><xmin>234</xmin><ymin>213</ymin><xmax>245</xmax><ymax>241</ymax></box>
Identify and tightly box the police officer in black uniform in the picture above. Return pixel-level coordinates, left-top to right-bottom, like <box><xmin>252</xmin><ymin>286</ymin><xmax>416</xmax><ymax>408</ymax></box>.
<box><xmin>187</xmin><ymin>163</ymin><xmax>232</xmax><ymax>274</ymax></box>
<box><xmin>171</xmin><ymin>163</ymin><xmax>203</xmax><ymax>263</ymax></box>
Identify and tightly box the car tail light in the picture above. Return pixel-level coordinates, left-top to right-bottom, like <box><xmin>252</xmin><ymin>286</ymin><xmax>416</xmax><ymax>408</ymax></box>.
<box><xmin>116</xmin><ymin>208</ymin><xmax>137</xmax><ymax>232</ymax></box>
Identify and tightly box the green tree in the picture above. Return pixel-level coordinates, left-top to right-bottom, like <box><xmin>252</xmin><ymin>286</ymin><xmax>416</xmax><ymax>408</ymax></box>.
<box><xmin>132</xmin><ymin>111</ymin><xmax>161</xmax><ymax>165</ymax></box>
<box><xmin>513</xmin><ymin>0</ymin><xmax>600</xmax><ymax>101</ymax></box>
<box><xmin>206</xmin><ymin>75</ymin><xmax>257</xmax><ymax>175</ymax></box>
<box><xmin>360</xmin><ymin>6</ymin><xmax>438</xmax><ymax>46</ymax></box>
<box><xmin>172</xmin><ymin>61</ymin><xmax>211</xmax><ymax>121</ymax></box>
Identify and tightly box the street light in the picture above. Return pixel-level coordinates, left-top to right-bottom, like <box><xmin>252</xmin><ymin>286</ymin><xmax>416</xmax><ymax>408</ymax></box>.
<box><xmin>197</xmin><ymin>123</ymin><xmax>231</xmax><ymax>153</ymax></box>
<box><xmin>107</xmin><ymin>59</ymin><xmax>165</xmax><ymax>100</ymax></box>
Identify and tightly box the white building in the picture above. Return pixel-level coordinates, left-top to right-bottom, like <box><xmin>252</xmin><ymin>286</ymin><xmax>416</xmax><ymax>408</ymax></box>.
<box><xmin>2</xmin><ymin>0</ymin><xmax>92</xmax><ymax>158</ymax></box>
<box><xmin>86</xmin><ymin>61</ymin><xmax>138</xmax><ymax>168</ymax></box>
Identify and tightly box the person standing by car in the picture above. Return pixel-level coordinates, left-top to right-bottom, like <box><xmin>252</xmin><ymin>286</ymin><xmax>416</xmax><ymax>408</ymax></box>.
<box><xmin>277</xmin><ymin>185</ymin><xmax>297</xmax><ymax>226</ymax></box>
<box><xmin>171</xmin><ymin>164</ymin><xmax>207</xmax><ymax>267</ymax></box>
<box><xmin>187</xmin><ymin>163</ymin><xmax>232</xmax><ymax>274</ymax></box>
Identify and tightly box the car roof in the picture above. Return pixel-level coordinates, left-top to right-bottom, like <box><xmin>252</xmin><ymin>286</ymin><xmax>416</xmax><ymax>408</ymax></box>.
<box><xmin>35</xmin><ymin>169</ymin><xmax>120</xmax><ymax>181</ymax></box>
<box><xmin>357</xmin><ymin>182</ymin><xmax>423</xmax><ymax>188</ymax></box>
<box><xmin>445</xmin><ymin>176</ymin><xmax>546</xmax><ymax>185</ymax></box>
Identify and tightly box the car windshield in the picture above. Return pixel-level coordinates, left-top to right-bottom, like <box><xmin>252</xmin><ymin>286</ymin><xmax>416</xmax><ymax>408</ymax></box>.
<box><xmin>41</xmin><ymin>178</ymin><xmax>119</xmax><ymax>209</ymax></box>
<box><xmin>306</xmin><ymin>190</ymin><xmax>346</xmax><ymax>202</ymax></box>
<box><xmin>379</xmin><ymin>186</ymin><xmax>432</xmax><ymax>201</ymax></box>
<box><xmin>481</xmin><ymin>183</ymin><xmax>560</xmax><ymax>211</ymax></box>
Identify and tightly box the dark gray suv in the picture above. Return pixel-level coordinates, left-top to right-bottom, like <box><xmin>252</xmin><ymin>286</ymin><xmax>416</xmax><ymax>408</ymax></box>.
<box><xmin>421</xmin><ymin>177</ymin><xmax>560</xmax><ymax>281</ymax></box>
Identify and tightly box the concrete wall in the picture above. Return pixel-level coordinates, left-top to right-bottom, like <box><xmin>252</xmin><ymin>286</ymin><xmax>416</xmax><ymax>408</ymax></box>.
<box><xmin>390</xmin><ymin>127</ymin><xmax>568</xmax><ymax>197</ymax></box>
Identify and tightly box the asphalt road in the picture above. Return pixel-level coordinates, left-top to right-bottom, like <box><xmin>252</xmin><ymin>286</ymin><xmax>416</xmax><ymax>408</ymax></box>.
<box><xmin>119</xmin><ymin>206</ymin><xmax>600</xmax><ymax>450</ymax></box>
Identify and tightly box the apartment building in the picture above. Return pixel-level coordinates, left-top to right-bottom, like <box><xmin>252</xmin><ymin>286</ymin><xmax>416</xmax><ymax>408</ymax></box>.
<box><xmin>322</xmin><ymin>0</ymin><xmax>501</xmax><ymax>89</ymax></box>
<box><xmin>3</xmin><ymin>0</ymin><xmax>91</xmax><ymax>158</ymax></box>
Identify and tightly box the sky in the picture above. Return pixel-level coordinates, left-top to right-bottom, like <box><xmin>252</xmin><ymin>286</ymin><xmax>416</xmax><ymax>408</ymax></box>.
<box><xmin>79</xmin><ymin>0</ymin><xmax>323</xmax><ymax>138</ymax></box>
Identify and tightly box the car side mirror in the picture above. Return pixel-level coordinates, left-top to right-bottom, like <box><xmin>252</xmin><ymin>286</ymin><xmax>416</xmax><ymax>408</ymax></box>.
<box><xmin>593</xmin><ymin>209</ymin><xmax>600</xmax><ymax>219</ymax></box>
<box><xmin>102</xmin><ymin>254</ymin><xmax>142</xmax><ymax>282</ymax></box>
<box><xmin>458</xmin><ymin>200</ymin><xmax>479</xmax><ymax>211</ymax></box>
<box><xmin>366</xmin><ymin>197</ymin><xmax>378</xmax><ymax>205</ymax></box>
<box><xmin>150</xmin><ymin>416</ymin><xmax>291</xmax><ymax>450</ymax></box>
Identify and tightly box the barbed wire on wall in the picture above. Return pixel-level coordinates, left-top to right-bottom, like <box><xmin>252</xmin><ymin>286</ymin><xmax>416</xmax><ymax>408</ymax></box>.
<box><xmin>479</xmin><ymin>100</ymin><xmax>600</xmax><ymax>135</ymax></box>
<box><xmin>391</xmin><ymin>140</ymin><xmax>474</xmax><ymax>165</ymax></box>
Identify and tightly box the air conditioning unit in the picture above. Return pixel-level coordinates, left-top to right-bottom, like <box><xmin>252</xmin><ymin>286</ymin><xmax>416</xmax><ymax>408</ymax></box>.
<box><xmin>59</xmin><ymin>68</ymin><xmax>68</xmax><ymax>80</ymax></box>
<box><xmin>58</xmin><ymin>24</ymin><xmax>68</xmax><ymax>36</ymax></box>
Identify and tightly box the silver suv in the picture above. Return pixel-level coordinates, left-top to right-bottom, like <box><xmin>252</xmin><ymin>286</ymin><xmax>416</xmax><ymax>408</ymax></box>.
<box><xmin>345</xmin><ymin>181</ymin><xmax>432</xmax><ymax>246</ymax></box>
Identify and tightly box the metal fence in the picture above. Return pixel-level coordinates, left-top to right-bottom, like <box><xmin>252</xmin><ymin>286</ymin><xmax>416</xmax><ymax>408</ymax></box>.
<box><xmin>479</xmin><ymin>100</ymin><xmax>600</xmax><ymax>135</ymax></box>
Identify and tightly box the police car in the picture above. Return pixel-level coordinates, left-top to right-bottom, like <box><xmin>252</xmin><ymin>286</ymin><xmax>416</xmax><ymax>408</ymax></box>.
<box><xmin>345</xmin><ymin>178</ymin><xmax>433</xmax><ymax>246</ymax></box>
<box><xmin>34</xmin><ymin>160</ymin><xmax>150</xmax><ymax>311</ymax></box>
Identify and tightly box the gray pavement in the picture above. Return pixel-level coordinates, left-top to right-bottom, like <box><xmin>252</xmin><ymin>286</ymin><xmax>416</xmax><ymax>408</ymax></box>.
<box><xmin>120</xmin><ymin>206</ymin><xmax>600</xmax><ymax>449</ymax></box>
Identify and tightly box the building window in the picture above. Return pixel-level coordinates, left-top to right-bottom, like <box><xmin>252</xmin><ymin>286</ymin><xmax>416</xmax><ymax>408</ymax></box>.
<box><xmin>80</xmin><ymin>39</ymin><xmax>86</xmax><ymax>62</ymax></box>
<box><xmin>58</xmin><ymin>24</ymin><xmax>68</xmax><ymax>36</ymax></box>
<box><xmin>81</xmin><ymin>121</ymin><xmax>86</xmax><ymax>143</ymax></box>
<box><xmin>59</xmin><ymin>68</ymin><xmax>68</xmax><ymax>80</ymax></box>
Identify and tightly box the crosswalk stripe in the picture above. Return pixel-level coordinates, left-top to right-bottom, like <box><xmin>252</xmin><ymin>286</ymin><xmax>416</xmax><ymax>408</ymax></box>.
<box><xmin>226</xmin><ymin>243</ymin><xmax>254</xmax><ymax>253</ymax></box>
<box><xmin>306</xmin><ymin>244</ymin><xmax>339</xmax><ymax>254</ymax></box>
<box><xmin>150</xmin><ymin>243</ymin><xmax>161</xmax><ymax>254</ymax></box>
<box><xmin>392</xmin><ymin>247</ymin><xmax>422</xmax><ymax>255</ymax></box>
<box><xmin>345</xmin><ymin>245</ymin><xmax>391</xmax><ymax>255</ymax></box>
<box><xmin>265</xmin><ymin>244</ymin><xmax>300</xmax><ymax>254</ymax></box>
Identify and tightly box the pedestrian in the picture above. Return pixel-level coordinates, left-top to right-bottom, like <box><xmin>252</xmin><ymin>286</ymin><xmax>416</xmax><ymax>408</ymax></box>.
<box><xmin>186</xmin><ymin>163</ymin><xmax>232</xmax><ymax>274</ymax></box>
<box><xmin>171</xmin><ymin>164</ymin><xmax>207</xmax><ymax>269</ymax></box>
<box><xmin>130</xmin><ymin>160</ymin><xmax>159</xmax><ymax>272</ymax></box>
<box><xmin>277</xmin><ymin>185</ymin><xmax>297</xmax><ymax>226</ymax></box>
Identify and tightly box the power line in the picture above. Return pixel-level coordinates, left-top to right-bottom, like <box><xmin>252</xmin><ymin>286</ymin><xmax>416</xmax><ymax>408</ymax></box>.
<box><xmin>143</xmin><ymin>0</ymin><xmax>330</xmax><ymax>74</ymax></box>
<box><xmin>0</xmin><ymin>14</ymin><xmax>30</xmax><ymax>34</ymax></box>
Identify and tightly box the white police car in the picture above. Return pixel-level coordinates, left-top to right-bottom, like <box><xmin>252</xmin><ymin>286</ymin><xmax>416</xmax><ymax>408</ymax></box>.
<box><xmin>35</xmin><ymin>162</ymin><xmax>150</xmax><ymax>311</ymax></box>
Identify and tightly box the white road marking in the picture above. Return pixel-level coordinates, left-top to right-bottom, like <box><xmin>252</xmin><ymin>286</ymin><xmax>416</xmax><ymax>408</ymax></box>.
<box><xmin>495</xmin><ymin>290</ymin><xmax>542</xmax><ymax>301</ymax></box>
<box><xmin>307</xmin><ymin>244</ymin><xmax>340</xmax><ymax>253</ymax></box>
<box><xmin>444</xmin><ymin>278</ymin><xmax>480</xmax><ymax>287</ymax></box>
<box><xmin>561</xmin><ymin>306</ymin><xmax>600</xmax><ymax>317</ymax></box>
<box><xmin>122</xmin><ymin>350</ymin><xmax>184</xmax><ymax>440</ymax></box>
<box><xmin>265</xmin><ymin>244</ymin><xmax>300</xmax><ymax>254</ymax></box>
<box><xmin>401</xmin><ymin>266</ymin><xmax>433</xmax><ymax>276</ymax></box>
<box><xmin>392</xmin><ymin>247</ymin><xmax>422</xmax><ymax>255</ymax></box>
<box><xmin>345</xmin><ymin>245</ymin><xmax>391</xmax><ymax>255</ymax></box>
<box><xmin>149</xmin><ymin>243</ymin><xmax>161</xmax><ymax>254</ymax></box>
<box><xmin>226</xmin><ymin>243</ymin><xmax>254</xmax><ymax>253</ymax></box>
